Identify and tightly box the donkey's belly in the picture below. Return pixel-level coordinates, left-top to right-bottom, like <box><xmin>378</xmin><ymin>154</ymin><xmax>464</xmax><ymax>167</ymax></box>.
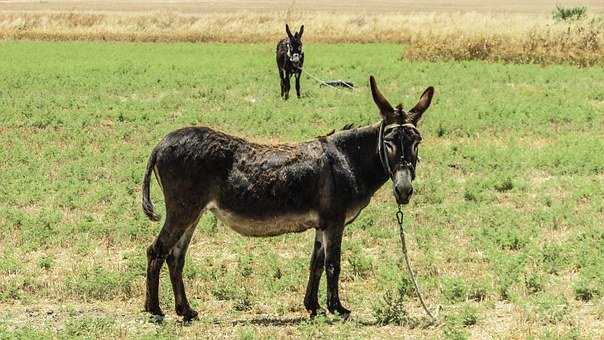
<box><xmin>208</xmin><ymin>202</ymin><xmax>319</xmax><ymax>237</ymax></box>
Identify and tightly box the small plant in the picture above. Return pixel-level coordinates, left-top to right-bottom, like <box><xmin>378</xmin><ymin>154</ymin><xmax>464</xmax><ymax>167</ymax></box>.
<box><xmin>233</xmin><ymin>293</ymin><xmax>253</xmax><ymax>311</ymax></box>
<box><xmin>37</xmin><ymin>256</ymin><xmax>53</xmax><ymax>270</ymax></box>
<box><xmin>552</xmin><ymin>5</ymin><xmax>587</xmax><ymax>21</ymax></box>
<box><xmin>437</xmin><ymin>124</ymin><xmax>447</xmax><ymax>137</ymax></box>
<box><xmin>541</xmin><ymin>243</ymin><xmax>568</xmax><ymax>274</ymax></box>
<box><xmin>458</xmin><ymin>305</ymin><xmax>479</xmax><ymax>326</ymax></box>
<box><xmin>373</xmin><ymin>288</ymin><xmax>409</xmax><ymax>326</ymax></box>
<box><xmin>535</xmin><ymin>294</ymin><xmax>569</xmax><ymax>324</ymax></box>
<box><xmin>494</xmin><ymin>177</ymin><xmax>514</xmax><ymax>192</ymax></box>
<box><xmin>442</xmin><ymin>277</ymin><xmax>467</xmax><ymax>303</ymax></box>
<box><xmin>211</xmin><ymin>285</ymin><xmax>239</xmax><ymax>301</ymax></box>
<box><xmin>199</xmin><ymin>213</ymin><xmax>218</xmax><ymax>234</ymax></box>
<box><xmin>467</xmin><ymin>281</ymin><xmax>488</xmax><ymax>302</ymax></box>
<box><xmin>525</xmin><ymin>273</ymin><xmax>543</xmax><ymax>294</ymax></box>
<box><xmin>573</xmin><ymin>277</ymin><xmax>600</xmax><ymax>302</ymax></box>
<box><xmin>238</xmin><ymin>255</ymin><xmax>254</xmax><ymax>278</ymax></box>
<box><xmin>348</xmin><ymin>251</ymin><xmax>373</xmax><ymax>279</ymax></box>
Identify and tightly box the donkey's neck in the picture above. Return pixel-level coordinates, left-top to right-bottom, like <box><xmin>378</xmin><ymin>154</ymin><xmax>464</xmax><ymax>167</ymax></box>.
<box><xmin>326</xmin><ymin>123</ymin><xmax>389</xmax><ymax>201</ymax></box>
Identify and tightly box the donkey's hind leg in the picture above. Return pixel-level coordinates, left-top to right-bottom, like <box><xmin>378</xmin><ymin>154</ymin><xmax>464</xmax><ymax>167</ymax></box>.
<box><xmin>145</xmin><ymin>205</ymin><xmax>203</xmax><ymax>318</ymax></box>
<box><xmin>304</xmin><ymin>230</ymin><xmax>325</xmax><ymax>317</ymax></box>
<box><xmin>166</xmin><ymin>217</ymin><xmax>201</xmax><ymax>321</ymax></box>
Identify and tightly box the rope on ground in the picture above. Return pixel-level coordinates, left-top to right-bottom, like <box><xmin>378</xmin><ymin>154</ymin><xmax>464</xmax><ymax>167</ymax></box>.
<box><xmin>297</xmin><ymin>67</ymin><xmax>355</xmax><ymax>91</ymax></box>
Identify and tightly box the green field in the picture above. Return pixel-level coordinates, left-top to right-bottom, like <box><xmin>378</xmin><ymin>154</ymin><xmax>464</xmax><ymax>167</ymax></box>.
<box><xmin>0</xmin><ymin>42</ymin><xmax>603</xmax><ymax>338</ymax></box>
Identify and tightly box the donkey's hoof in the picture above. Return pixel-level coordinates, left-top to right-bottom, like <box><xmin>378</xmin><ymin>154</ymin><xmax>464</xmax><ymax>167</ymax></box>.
<box><xmin>329</xmin><ymin>306</ymin><xmax>351</xmax><ymax>321</ymax></box>
<box><xmin>179</xmin><ymin>309</ymin><xmax>199</xmax><ymax>322</ymax></box>
<box><xmin>148</xmin><ymin>313</ymin><xmax>165</xmax><ymax>324</ymax></box>
<box><xmin>308</xmin><ymin>307</ymin><xmax>326</xmax><ymax>318</ymax></box>
<box><xmin>145</xmin><ymin>303</ymin><xmax>164</xmax><ymax>316</ymax></box>
<box><xmin>338</xmin><ymin>310</ymin><xmax>351</xmax><ymax>322</ymax></box>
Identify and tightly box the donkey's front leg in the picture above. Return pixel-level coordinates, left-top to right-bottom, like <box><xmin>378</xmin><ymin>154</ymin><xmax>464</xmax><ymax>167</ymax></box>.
<box><xmin>283</xmin><ymin>73</ymin><xmax>291</xmax><ymax>100</ymax></box>
<box><xmin>304</xmin><ymin>230</ymin><xmax>325</xmax><ymax>317</ymax></box>
<box><xmin>295</xmin><ymin>72</ymin><xmax>301</xmax><ymax>98</ymax></box>
<box><xmin>323</xmin><ymin>223</ymin><xmax>351</xmax><ymax>320</ymax></box>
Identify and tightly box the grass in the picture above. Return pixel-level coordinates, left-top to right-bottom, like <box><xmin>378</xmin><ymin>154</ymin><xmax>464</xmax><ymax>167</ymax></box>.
<box><xmin>0</xmin><ymin>10</ymin><xmax>602</xmax><ymax>66</ymax></box>
<box><xmin>0</xmin><ymin>41</ymin><xmax>603</xmax><ymax>338</ymax></box>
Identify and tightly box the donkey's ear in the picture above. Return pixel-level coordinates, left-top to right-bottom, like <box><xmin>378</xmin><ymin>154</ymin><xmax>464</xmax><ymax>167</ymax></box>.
<box><xmin>299</xmin><ymin>25</ymin><xmax>304</xmax><ymax>38</ymax></box>
<box><xmin>369</xmin><ymin>76</ymin><xmax>394</xmax><ymax>120</ymax></box>
<box><xmin>407</xmin><ymin>86</ymin><xmax>434</xmax><ymax>125</ymax></box>
<box><xmin>286</xmin><ymin>24</ymin><xmax>294</xmax><ymax>40</ymax></box>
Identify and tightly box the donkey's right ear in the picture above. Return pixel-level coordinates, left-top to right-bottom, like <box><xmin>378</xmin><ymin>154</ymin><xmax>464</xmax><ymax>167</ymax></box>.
<box><xmin>286</xmin><ymin>24</ymin><xmax>294</xmax><ymax>39</ymax></box>
<box><xmin>369</xmin><ymin>76</ymin><xmax>394</xmax><ymax>120</ymax></box>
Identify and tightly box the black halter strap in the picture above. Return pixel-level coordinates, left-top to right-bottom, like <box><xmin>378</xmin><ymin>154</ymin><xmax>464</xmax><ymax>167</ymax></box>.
<box><xmin>378</xmin><ymin>120</ymin><xmax>419</xmax><ymax>181</ymax></box>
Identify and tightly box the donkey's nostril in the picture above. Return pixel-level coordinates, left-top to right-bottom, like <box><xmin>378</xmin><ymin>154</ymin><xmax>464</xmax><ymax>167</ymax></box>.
<box><xmin>407</xmin><ymin>187</ymin><xmax>413</xmax><ymax>196</ymax></box>
<box><xmin>394</xmin><ymin>186</ymin><xmax>402</xmax><ymax>198</ymax></box>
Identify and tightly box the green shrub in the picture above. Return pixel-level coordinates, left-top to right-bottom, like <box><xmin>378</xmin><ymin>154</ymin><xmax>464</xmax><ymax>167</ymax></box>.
<box><xmin>525</xmin><ymin>273</ymin><xmax>543</xmax><ymax>294</ymax></box>
<box><xmin>442</xmin><ymin>277</ymin><xmax>468</xmax><ymax>303</ymax></box>
<box><xmin>373</xmin><ymin>289</ymin><xmax>409</xmax><ymax>326</ymax></box>
<box><xmin>348</xmin><ymin>251</ymin><xmax>373</xmax><ymax>279</ymax></box>
<box><xmin>552</xmin><ymin>6</ymin><xmax>587</xmax><ymax>21</ymax></box>
<box><xmin>573</xmin><ymin>277</ymin><xmax>600</xmax><ymax>302</ymax></box>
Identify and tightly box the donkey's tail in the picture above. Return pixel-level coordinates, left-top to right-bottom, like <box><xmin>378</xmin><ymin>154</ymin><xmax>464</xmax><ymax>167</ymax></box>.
<box><xmin>142</xmin><ymin>147</ymin><xmax>161</xmax><ymax>222</ymax></box>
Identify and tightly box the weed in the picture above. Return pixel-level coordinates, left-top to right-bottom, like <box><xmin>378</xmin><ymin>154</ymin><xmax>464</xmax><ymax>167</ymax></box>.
<box><xmin>442</xmin><ymin>277</ymin><xmax>467</xmax><ymax>303</ymax></box>
<box><xmin>553</xmin><ymin>6</ymin><xmax>587</xmax><ymax>21</ymax></box>
<box><xmin>494</xmin><ymin>177</ymin><xmax>514</xmax><ymax>192</ymax></box>
<box><xmin>573</xmin><ymin>279</ymin><xmax>599</xmax><ymax>302</ymax></box>
<box><xmin>347</xmin><ymin>245</ymin><xmax>374</xmax><ymax>279</ymax></box>
<box><xmin>37</xmin><ymin>255</ymin><xmax>53</xmax><ymax>270</ymax></box>
<box><xmin>467</xmin><ymin>281</ymin><xmax>489</xmax><ymax>302</ymax></box>
<box><xmin>373</xmin><ymin>288</ymin><xmax>410</xmax><ymax>326</ymax></box>
<box><xmin>534</xmin><ymin>294</ymin><xmax>569</xmax><ymax>324</ymax></box>
<box><xmin>524</xmin><ymin>273</ymin><xmax>543</xmax><ymax>294</ymax></box>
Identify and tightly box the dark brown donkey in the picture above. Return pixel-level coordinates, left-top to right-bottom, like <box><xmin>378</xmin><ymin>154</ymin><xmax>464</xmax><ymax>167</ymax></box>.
<box><xmin>142</xmin><ymin>76</ymin><xmax>434</xmax><ymax>321</ymax></box>
<box><xmin>276</xmin><ymin>24</ymin><xmax>304</xmax><ymax>99</ymax></box>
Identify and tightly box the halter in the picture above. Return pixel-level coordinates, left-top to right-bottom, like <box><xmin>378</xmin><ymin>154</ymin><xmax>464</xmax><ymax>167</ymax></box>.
<box><xmin>378</xmin><ymin>119</ymin><xmax>421</xmax><ymax>181</ymax></box>
<box><xmin>286</xmin><ymin>41</ymin><xmax>302</xmax><ymax>65</ymax></box>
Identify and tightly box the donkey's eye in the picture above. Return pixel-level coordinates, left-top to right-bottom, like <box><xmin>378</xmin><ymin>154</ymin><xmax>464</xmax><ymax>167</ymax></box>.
<box><xmin>385</xmin><ymin>141</ymin><xmax>395</xmax><ymax>153</ymax></box>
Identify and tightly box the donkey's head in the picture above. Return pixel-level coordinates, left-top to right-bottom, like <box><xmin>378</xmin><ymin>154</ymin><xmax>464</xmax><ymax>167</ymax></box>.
<box><xmin>369</xmin><ymin>76</ymin><xmax>434</xmax><ymax>205</ymax></box>
<box><xmin>285</xmin><ymin>24</ymin><xmax>304</xmax><ymax>68</ymax></box>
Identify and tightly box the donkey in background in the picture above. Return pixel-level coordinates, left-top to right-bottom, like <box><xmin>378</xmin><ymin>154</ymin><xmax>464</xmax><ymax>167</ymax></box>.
<box><xmin>142</xmin><ymin>76</ymin><xmax>434</xmax><ymax>321</ymax></box>
<box><xmin>276</xmin><ymin>24</ymin><xmax>304</xmax><ymax>99</ymax></box>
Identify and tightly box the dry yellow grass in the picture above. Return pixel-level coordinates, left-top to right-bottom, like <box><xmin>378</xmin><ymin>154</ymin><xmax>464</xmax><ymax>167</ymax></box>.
<box><xmin>0</xmin><ymin>10</ymin><xmax>602</xmax><ymax>65</ymax></box>
<box><xmin>2</xmin><ymin>0</ymin><xmax>604</xmax><ymax>14</ymax></box>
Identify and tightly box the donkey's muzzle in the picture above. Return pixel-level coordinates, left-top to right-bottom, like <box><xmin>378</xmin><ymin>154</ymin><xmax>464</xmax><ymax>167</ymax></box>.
<box><xmin>290</xmin><ymin>53</ymin><xmax>301</xmax><ymax>66</ymax></box>
<box><xmin>393</xmin><ymin>168</ymin><xmax>414</xmax><ymax>205</ymax></box>
<box><xmin>394</xmin><ymin>185</ymin><xmax>413</xmax><ymax>205</ymax></box>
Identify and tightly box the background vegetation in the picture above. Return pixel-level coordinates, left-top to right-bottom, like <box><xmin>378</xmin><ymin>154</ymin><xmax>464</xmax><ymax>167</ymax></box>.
<box><xmin>0</xmin><ymin>41</ymin><xmax>602</xmax><ymax>338</ymax></box>
<box><xmin>0</xmin><ymin>8</ymin><xmax>602</xmax><ymax>66</ymax></box>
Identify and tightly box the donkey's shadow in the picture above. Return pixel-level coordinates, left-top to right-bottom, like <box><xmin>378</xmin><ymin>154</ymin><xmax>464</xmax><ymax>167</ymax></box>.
<box><xmin>227</xmin><ymin>316</ymin><xmax>308</xmax><ymax>327</ymax></box>
<box><xmin>218</xmin><ymin>315</ymin><xmax>379</xmax><ymax>327</ymax></box>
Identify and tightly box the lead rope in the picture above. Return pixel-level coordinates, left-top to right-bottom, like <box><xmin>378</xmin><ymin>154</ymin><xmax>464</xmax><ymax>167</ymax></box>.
<box><xmin>396</xmin><ymin>204</ymin><xmax>440</xmax><ymax>323</ymax></box>
<box><xmin>293</xmin><ymin>65</ymin><xmax>355</xmax><ymax>91</ymax></box>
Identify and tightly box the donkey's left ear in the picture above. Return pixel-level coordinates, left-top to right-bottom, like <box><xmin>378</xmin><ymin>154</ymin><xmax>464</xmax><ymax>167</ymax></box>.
<box><xmin>407</xmin><ymin>86</ymin><xmax>434</xmax><ymax>125</ymax></box>
<box><xmin>299</xmin><ymin>25</ymin><xmax>304</xmax><ymax>38</ymax></box>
